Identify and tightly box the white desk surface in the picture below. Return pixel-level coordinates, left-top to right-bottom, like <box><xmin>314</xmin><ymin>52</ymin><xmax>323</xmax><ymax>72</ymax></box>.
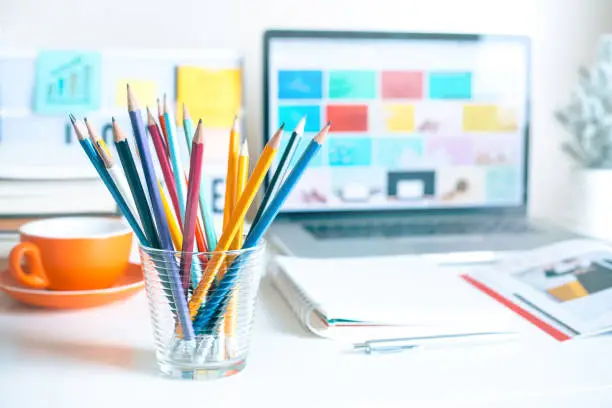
<box><xmin>2</xmin><ymin>219</ymin><xmax>612</xmax><ymax>407</ymax></box>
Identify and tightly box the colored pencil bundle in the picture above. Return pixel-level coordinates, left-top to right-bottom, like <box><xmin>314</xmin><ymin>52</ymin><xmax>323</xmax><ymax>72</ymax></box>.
<box><xmin>69</xmin><ymin>85</ymin><xmax>330</xmax><ymax>342</ymax></box>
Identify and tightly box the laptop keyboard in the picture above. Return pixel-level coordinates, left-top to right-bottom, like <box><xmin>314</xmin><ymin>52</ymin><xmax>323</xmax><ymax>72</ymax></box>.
<box><xmin>304</xmin><ymin>219</ymin><xmax>534</xmax><ymax>239</ymax></box>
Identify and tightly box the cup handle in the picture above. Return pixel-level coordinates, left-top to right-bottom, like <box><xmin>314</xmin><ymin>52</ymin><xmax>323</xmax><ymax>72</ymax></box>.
<box><xmin>9</xmin><ymin>242</ymin><xmax>49</xmax><ymax>289</ymax></box>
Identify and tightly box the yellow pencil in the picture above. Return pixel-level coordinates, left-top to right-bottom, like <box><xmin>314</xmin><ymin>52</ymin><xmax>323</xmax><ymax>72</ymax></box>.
<box><xmin>159</xmin><ymin>181</ymin><xmax>183</xmax><ymax>250</ymax></box>
<box><xmin>225</xmin><ymin>137</ymin><xmax>250</xmax><ymax>336</ymax></box>
<box><xmin>222</xmin><ymin>115</ymin><xmax>240</xmax><ymax>229</ymax></box>
<box><xmin>188</xmin><ymin>125</ymin><xmax>283</xmax><ymax>317</ymax></box>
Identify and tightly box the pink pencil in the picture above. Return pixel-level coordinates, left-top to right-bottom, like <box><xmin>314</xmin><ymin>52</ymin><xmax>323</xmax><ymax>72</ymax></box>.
<box><xmin>178</xmin><ymin>119</ymin><xmax>205</xmax><ymax>292</ymax></box>
<box><xmin>146</xmin><ymin>107</ymin><xmax>183</xmax><ymax>225</ymax></box>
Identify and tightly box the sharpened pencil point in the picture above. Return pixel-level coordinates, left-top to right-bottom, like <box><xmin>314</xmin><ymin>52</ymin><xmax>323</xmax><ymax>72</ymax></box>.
<box><xmin>69</xmin><ymin>113</ymin><xmax>76</xmax><ymax>124</ymax></box>
<box><xmin>70</xmin><ymin>117</ymin><xmax>87</xmax><ymax>141</ymax></box>
<box><xmin>183</xmin><ymin>103</ymin><xmax>191</xmax><ymax>120</ymax></box>
<box><xmin>269</xmin><ymin>125</ymin><xmax>284</xmax><ymax>149</ymax></box>
<box><xmin>193</xmin><ymin>121</ymin><xmax>205</xmax><ymax>144</ymax></box>
<box><xmin>279</xmin><ymin>122</ymin><xmax>285</xmax><ymax>131</ymax></box>
<box><xmin>294</xmin><ymin>116</ymin><xmax>306</xmax><ymax>135</ymax></box>
<box><xmin>126</xmin><ymin>83</ymin><xmax>138</xmax><ymax>111</ymax></box>
<box><xmin>314</xmin><ymin>122</ymin><xmax>331</xmax><ymax>144</ymax></box>
<box><xmin>240</xmin><ymin>138</ymin><xmax>249</xmax><ymax>156</ymax></box>
<box><xmin>163</xmin><ymin>93</ymin><xmax>168</xmax><ymax>113</ymax></box>
<box><xmin>146</xmin><ymin>106</ymin><xmax>156</xmax><ymax>124</ymax></box>
<box><xmin>112</xmin><ymin>119</ymin><xmax>127</xmax><ymax>142</ymax></box>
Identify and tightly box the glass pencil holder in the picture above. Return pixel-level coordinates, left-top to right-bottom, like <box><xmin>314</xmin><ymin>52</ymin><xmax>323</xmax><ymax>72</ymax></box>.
<box><xmin>139</xmin><ymin>240</ymin><xmax>266</xmax><ymax>380</ymax></box>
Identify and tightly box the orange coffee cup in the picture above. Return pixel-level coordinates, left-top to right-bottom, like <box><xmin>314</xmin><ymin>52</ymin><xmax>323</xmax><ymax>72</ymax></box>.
<box><xmin>9</xmin><ymin>217</ymin><xmax>133</xmax><ymax>291</ymax></box>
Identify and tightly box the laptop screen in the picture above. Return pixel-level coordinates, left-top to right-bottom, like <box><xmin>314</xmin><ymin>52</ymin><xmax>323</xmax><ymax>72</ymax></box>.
<box><xmin>264</xmin><ymin>32</ymin><xmax>530</xmax><ymax>214</ymax></box>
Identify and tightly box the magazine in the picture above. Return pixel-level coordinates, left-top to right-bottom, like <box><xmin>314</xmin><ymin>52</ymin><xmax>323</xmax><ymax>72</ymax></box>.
<box><xmin>465</xmin><ymin>239</ymin><xmax>612</xmax><ymax>340</ymax></box>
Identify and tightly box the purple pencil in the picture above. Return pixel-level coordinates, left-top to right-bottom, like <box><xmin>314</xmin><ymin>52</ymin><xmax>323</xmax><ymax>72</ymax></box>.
<box><xmin>126</xmin><ymin>84</ymin><xmax>194</xmax><ymax>340</ymax></box>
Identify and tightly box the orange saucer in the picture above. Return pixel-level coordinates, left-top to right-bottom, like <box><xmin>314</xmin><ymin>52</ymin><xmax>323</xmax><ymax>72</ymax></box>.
<box><xmin>0</xmin><ymin>263</ymin><xmax>144</xmax><ymax>309</ymax></box>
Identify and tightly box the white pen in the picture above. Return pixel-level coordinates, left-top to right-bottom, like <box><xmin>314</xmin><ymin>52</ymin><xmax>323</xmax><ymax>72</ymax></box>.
<box><xmin>353</xmin><ymin>332</ymin><xmax>518</xmax><ymax>354</ymax></box>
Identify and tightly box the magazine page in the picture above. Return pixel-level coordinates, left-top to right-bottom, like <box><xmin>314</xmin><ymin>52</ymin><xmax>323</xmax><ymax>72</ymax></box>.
<box><xmin>470</xmin><ymin>239</ymin><xmax>612</xmax><ymax>335</ymax></box>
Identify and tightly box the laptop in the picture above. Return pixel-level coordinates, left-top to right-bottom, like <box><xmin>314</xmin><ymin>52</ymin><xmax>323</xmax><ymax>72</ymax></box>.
<box><xmin>262</xmin><ymin>29</ymin><xmax>580</xmax><ymax>261</ymax></box>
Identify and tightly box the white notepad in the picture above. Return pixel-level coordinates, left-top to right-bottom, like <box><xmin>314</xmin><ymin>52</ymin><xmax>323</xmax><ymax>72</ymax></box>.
<box><xmin>270</xmin><ymin>255</ymin><xmax>521</xmax><ymax>342</ymax></box>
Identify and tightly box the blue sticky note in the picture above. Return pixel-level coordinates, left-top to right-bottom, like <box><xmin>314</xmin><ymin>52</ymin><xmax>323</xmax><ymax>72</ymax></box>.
<box><xmin>278</xmin><ymin>105</ymin><xmax>321</xmax><ymax>132</ymax></box>
<box><xmin>486</xmin><ymin>166</ymin><xmax>521</xmax><ymax>203</ymax></box>
<box><xmin>278</xmin><ymin>70</ymin><xmax>323</xmax><ymax>99</ymax></box>
<box><xmin>428</xmin><ymin>72</ymin><xmax>472</xmax><ymax>99</ymax></box>
<box><xmin>329</xmin><ymin>71</ymin><xmax>376</xmax><ymax>99</ymax></box>
<box><xmin>34</xmin><ymin>51</ymin><xmax>102</xmax><ymax>114</ymax></box>
<box><xmin>328</xmin><ymin>137</ymin><xmax>372</xmax><ymax>166</ymax></box>
<box><xmin>374</xmin><ymin>137</ymin><xmax>423</xmax><ymax>168</ymax></box>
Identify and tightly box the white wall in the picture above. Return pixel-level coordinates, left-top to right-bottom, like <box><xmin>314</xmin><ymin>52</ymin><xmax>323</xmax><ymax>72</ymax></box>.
<box><xmin>0</xmin><ymin>0</ymin><xmax>610</xmax><ymax>219</ymax></box>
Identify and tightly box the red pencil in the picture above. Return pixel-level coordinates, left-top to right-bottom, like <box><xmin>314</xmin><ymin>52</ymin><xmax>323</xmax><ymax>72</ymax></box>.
<box><xmin>178</xmin><ymin>119</ymin><xmax>205</xmax><ymax>292</ymax></box>
<box><xmin>157</xmin><ymin>98</ymin><xmax>170</xmax><ymax>156</ymax></box>
<box><xmin>146</xmin><ymin>107</ymin><xmax>182</xmax><ymax>224</ymax></box>
<box><xmin>184</xmin><ymin>174</ymin><xmax>208</xmax><ymax>254</ymax></box>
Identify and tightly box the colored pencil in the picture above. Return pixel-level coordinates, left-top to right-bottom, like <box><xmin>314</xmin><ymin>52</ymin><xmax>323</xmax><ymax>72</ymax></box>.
<box><xmin>225</xmin><ymin>137</ymin><xmax>250</xmax><ymax>337</ymax></box>
<box><xmin>147</xmin><ymin>107</ymin><xmax>182</xmax><ymax>224</ymax></box>
<box><xmin>157</xmin><ymin>97</ymin><xmax>169</xmax><ymax>155</ymax></box>
<box><xmin>178</xmin><ymin>120</ymin><xmax>205</xmax><ymax>293</ymax></box>
<box><xmin>222</xmin><ymin>115</ymin><xmax>240</xmax><ymax>230</ymax></box>
<box><xmin>194</xmin><ymin>123</ymin><xmax>331</xmax><ymax>333</ymax></box>
<box><xmin>183</xmin><ymin>103</ymin><xmax>217</xmax><ymax>250</ymax></box>
<box><xmin>112</xmin><ymin>118</ymin><xmax>160</xmax><ymax>249</ymax></box>
<box><xmin>183</xmin><ymin>173</ymin><xmax>208</xmax><ymax>254</ymax></box>
<box><xmin>69</xmin><ymin>114</ymin><xmax>147</xmax><ymax>246</ymax></box>
<box><xmin>188</xmin><ymin>125</ymin><xmax>284</xmax><ymax>317</ymax></box>
<box><xmin>159</xmin><ymin>180</ymin><xmax>183</xmax><ymax>250</ymax></box>
<box><xmin>127</xmin><ymin>85</ymin><xmax>194</xmax><ymax>340</ymax></box>
<box><xmin>83</xmin><ymin>118</ymin><xmax>139</xmax><ymax>225</ymax></box>
<box><xmin>251</xmin><ymin>117</ymin><xmax>304</xmax><ymax>227</ymax></box>
<box><xmin>163</xmin><ymin>94</ymin><xmax>188</xmax><ymax>220</ymax></box>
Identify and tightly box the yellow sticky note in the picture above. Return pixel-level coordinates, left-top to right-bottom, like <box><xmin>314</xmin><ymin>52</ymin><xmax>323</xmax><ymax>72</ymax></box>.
<box><xmin>385</xmin><ymin>104</ymin><xmax>415</xmax><ymax>132</ymax></box>
<box><xmin>115</xmin><ymin>80</ymin><xmax>157</xmax><ymax>108</ymax></box>
<box><xmin>462</xmin><ymin>105</ymin><xmax>518</xmax><ymax>132</ymax></box>
<box><xmin>176</xmin><ymin>66</ymin><xmax>241</xmax><ymax>128</ymax></box>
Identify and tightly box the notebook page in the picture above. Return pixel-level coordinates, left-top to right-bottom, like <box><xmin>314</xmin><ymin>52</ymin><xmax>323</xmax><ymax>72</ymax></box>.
<box><xmin>274</xmin><ymin>255</ymin><xmax>519</xmax><ymax>331</ymax></box>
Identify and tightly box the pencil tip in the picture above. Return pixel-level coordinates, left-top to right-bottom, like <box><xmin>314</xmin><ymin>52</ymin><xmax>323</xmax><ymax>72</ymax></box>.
<box><xmin>279</xmin><ymin>122</ymin><xmax>285</xmax><ymax>130</ymax></box>
<box><xmin>83</xmin><ymin>117</ymin><xmax>88</xmax><ymax>123</ymax></box>
<box><xmin>68</xmin><ymin>113</ymin><xmax>76</xmax><ymax>123</ymax></box>
<box><xmin>294</xmin><ymin>116</ymin><xmax>306</xmax><ymax>135</ymax></box>
<box><xmin>314</xmin><ymin>122</ymin><xmax>331</xmax><ymax>143</ymax></box>
<box><xmin>193</xmin><ymin>120</ymin><xmax>205</xmax><ymax>143</ymax></box>
<box><xmin>111</xmin><ymin>116</ymin><xmax>116</xmax><ymax>122</ymax></box>
<box><xmin>269</xmin><ymin>125</ymin><xmax>284</xmax><ymax>148</ymax></box>
<box><xmin>183</xmin><ymin>103</ymin><xmax>190</xmax><ymax>118</ymax></box>
<box><xmin>240</xmin><ymin>138</ymin><xmax>249</xmax><ymax>155</ymax></box>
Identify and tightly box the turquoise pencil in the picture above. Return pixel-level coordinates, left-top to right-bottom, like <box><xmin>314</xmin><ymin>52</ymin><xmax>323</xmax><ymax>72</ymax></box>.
<box><xmin>182</xmin><ymin>103</ymin><xmax>217</xmax><ymax>249</ymax></box>
<box><xmin>162</xmin><ymin>95</ymin><xmax>187</xmax><ymax>221</ymax></box>
<box><xmin>69</xmin><ymin>114</ymin><xmax>148</xmax><ymax>246</ymax></box>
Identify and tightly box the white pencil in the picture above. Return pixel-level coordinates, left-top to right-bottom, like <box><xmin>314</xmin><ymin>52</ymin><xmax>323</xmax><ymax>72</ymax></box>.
<box><xmin>84</xmin><ymin>118</ymin><xmax>140</xmax><ymax>224</ymax></box>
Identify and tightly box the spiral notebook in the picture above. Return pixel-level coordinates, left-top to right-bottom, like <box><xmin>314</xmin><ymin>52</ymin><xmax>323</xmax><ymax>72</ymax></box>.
<box><xmin>269</xmin><ymin>255</ymin><xmax>522</xmax><ymax>342</ymax></box>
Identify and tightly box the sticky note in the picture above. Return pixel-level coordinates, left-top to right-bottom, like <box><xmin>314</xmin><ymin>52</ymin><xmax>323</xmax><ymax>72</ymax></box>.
<box><xmin>115</xmin><ymin>80</ymin><xmax>157</xmax><ymax>108</ymax></box>
<box><xmin>278</xmin><ymin>70</ymin><xmax>323</xmax><ymax>99</ymax></box>
<box><xmin>385</xmin><ymin>104</ymin><xmax>415</xmax><ymax>132</ymax></box>
<box><xmin>329</xmin><ymin>71</ymin><xmax>376</xmax><ymax>99</ymax></box>
<box><xmin>463</xmin><ymin>105</ymin><xmax>518</xmax><ymax>132</ymax></box>
<box><xmin>374</xmin><ymin>138</ymin><xmax>423</xmax><ymax>168</ymax></box>
<box><xmin>428</xmin><ymin>72</ymin><xmax>472</xmax><ymax>99</ymax></box>
<box><xmin>176</xmin><ymin>66</ymin><xmax>241</xmax><ymax>128</ymax></box>
<box><xmin>328</xmin><ymin>137</ymin><xmax>372</xmax><ymax>167</ymax></box>
<box><xmin>278</xmin><ymin>105</ymin><xmax>321</xmax><ymax>132</ymax></box>
<box><xmin>34</xmin><ymin>50</ymin><xmax>102</xmax><ymax>114</ymax></box>
<box><xmin>382</xmin><ymin>71</ymin><xmax>424</xmax><ymax>99</ymax></box>
<box><xmin>326</xmin><ymin>105</ymin><xmax>368</xmax><ymax>132</ymax></box>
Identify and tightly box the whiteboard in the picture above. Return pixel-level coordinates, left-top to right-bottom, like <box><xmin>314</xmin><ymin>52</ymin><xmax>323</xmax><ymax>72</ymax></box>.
<box><xmin>0</xmin><ymin>49</ymin><xmax>243</xmax><ymax>184</ymax></box>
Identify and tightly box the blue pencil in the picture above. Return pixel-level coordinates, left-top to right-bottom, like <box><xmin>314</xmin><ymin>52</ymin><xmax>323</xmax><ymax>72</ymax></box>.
<box><xmin>192</xmin><ymin>122</ymin><xmax>331</xmax><ymax>333</ymax></box>
<box><xmin>69</xmin><ymin>114</ymin><xmax>148</xmax><ymax>246</ymax></box>
<box><xmin>127</xmin><ymin>85</ymin><xmax>194</xmax><ymax>341</ymax></box>
<box><xmin>182</xmin><ymin>104</ymin><xmax>218</xmax><ymax>250</ymax></box>
<box><xmin>163</xmin><ymin>95</ymin><xmax>188</xmax><ymax>221</ymax></box>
